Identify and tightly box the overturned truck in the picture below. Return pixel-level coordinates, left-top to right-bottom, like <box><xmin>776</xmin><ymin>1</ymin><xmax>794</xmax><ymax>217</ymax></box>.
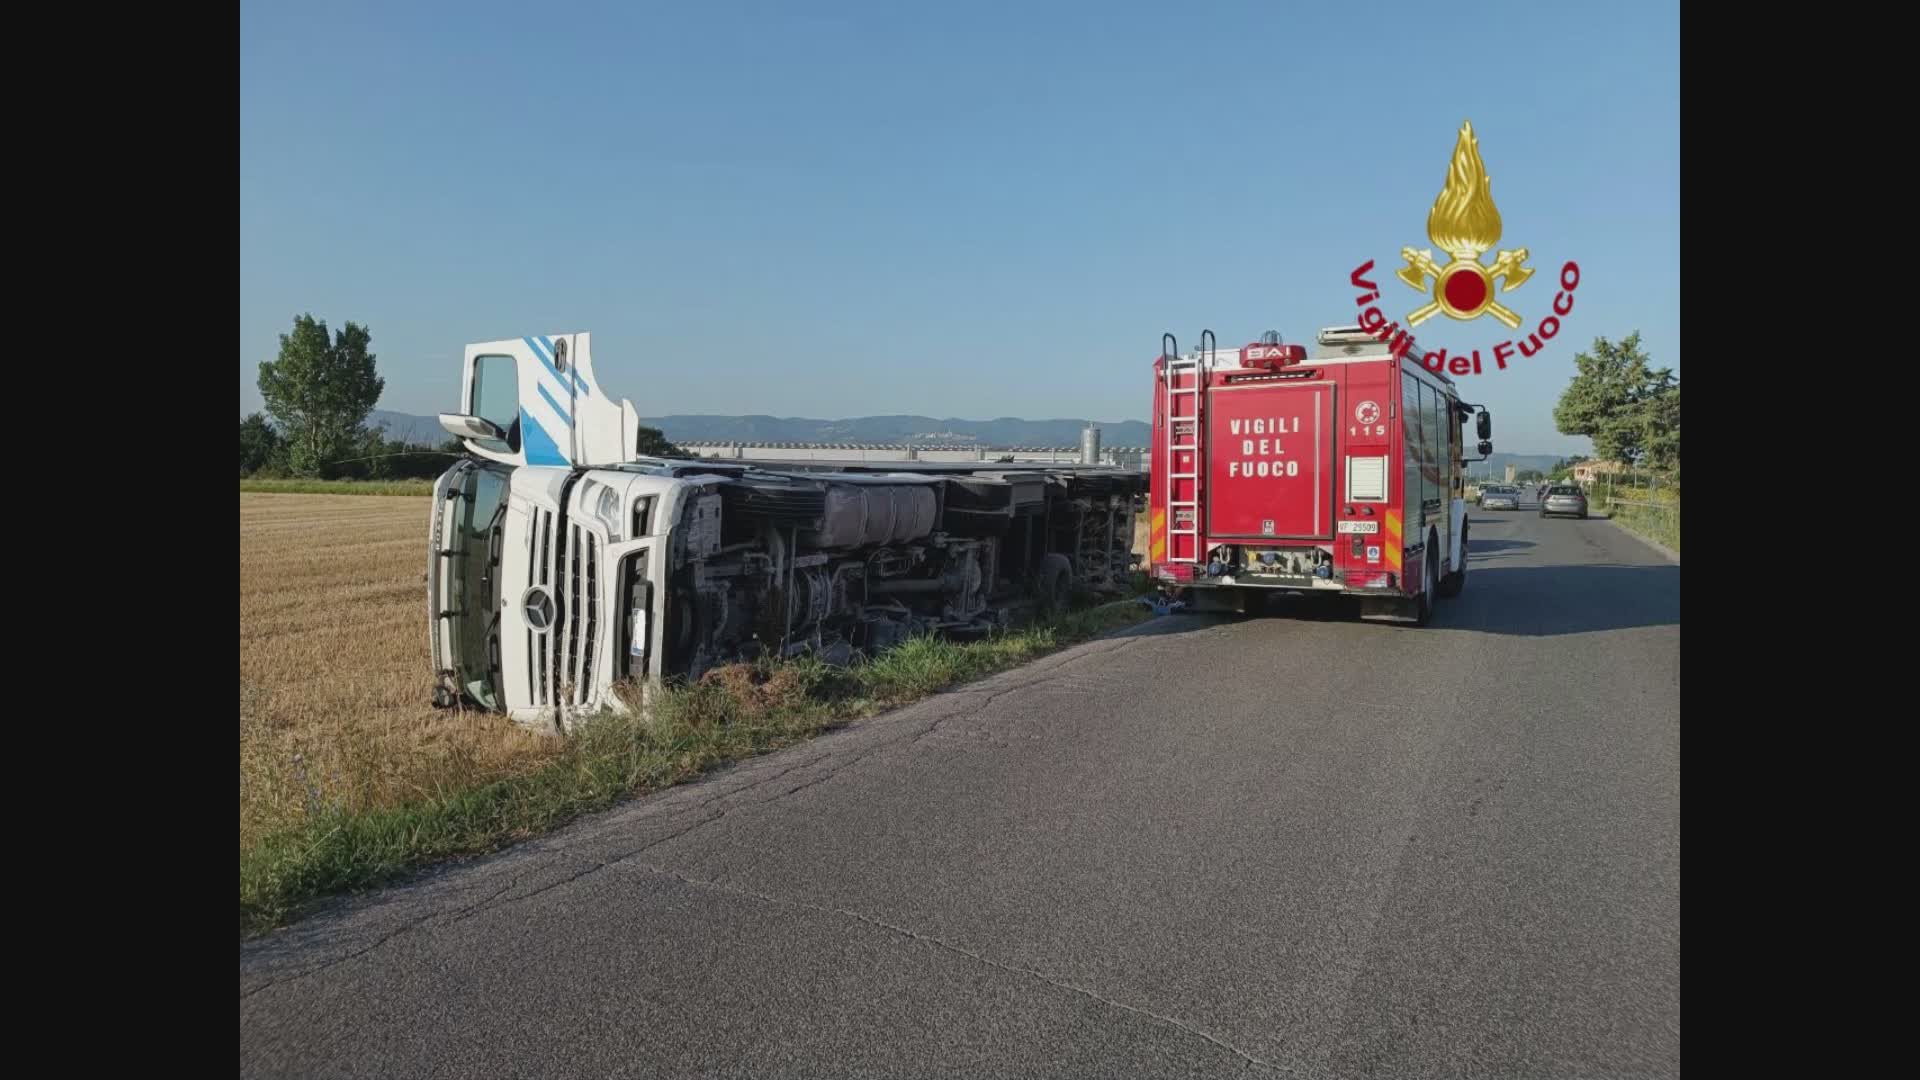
<box><xmin>427</xmin><ymin>333</ymin><xmax>1144</xmax><ymax>731</ymax></box>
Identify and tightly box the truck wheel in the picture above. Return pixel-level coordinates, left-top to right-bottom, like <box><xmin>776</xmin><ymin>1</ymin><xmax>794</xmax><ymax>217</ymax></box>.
<box><xmin>1437</xmin><ymin>526</ymin><xmax>1467</xmax><ymax>599</ymax></box>
<box><xmin>1414</xmin><ymin>548</ymin><xmax>1437</xmax><ymax>626</ymax></box>
<box><xmin>1036</xmin><ymin>554</ymin><xmax>1072</xmax><ymax>612</ymax></box>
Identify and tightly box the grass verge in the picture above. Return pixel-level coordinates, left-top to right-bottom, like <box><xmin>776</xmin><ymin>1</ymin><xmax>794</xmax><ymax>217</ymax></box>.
<box><xmin>240</xmin><ymin>478</ymin><xmax>437</xmax><ymax>497</ymax></box>
<box><xmin>239</xmin><ymin>599</ymin><xmax>1151</xmax><ymax>937</ymax></box>
<box><xmin>1609</xmin><ymin>501</ymin><xmax>1680</xmax><ymax>553</ymax></box>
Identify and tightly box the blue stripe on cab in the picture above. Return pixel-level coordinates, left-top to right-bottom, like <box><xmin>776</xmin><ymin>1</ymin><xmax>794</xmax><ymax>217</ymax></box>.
<box><xmin>521</xmin><ymin>408</ymin><xmax>568</xmax><ymax>466</ymax></box>
<box><xmin>536</xmin><ymin>383</ymin><xmax>573</xmax><ymax>428</ymax></box>
<box><xmin>541</xmin><ymin>335</ymin><xmax>590</xmax><ymax>394</ymax></box>
<box><xmin>525</xmin><ymin>335</ymin><xmax>586</xmax><ymax>396</ymax></box>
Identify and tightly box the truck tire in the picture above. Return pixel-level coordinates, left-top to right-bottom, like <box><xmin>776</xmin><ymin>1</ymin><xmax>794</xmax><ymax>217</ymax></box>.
<box><xmin>1413</xmin><ymin>547</ymin><xmax>1437</xmax><ymax>626</ymax></box>
<box><xmin>1036</xmin><ymin>554</ymin><xmax>1072</xmax><ymax>612</ymax></box>
<box><xmin>1437</xmin><ymin>524</ymin><xmax>1467</xmax><ymax>599</ymax></box>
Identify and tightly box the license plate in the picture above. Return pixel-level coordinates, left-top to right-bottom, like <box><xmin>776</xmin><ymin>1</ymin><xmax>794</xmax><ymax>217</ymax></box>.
<box><xmin>1337</xmin><ymin>520</ymin><xmax>1379</xmax><ymax>534</ymax></box>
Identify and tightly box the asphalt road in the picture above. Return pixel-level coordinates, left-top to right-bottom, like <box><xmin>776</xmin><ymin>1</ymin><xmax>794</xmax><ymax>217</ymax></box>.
<box><xmin>241</xmin><ymin>508</ymin><xmax>1680</xmax><ymax>1079</ymax></box>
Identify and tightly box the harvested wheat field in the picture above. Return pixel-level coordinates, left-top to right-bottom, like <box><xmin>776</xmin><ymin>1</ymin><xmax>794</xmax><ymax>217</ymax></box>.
<box><xmin>239</xmin><ymin>493</ymin><xmax>561</xmax><ymax>853</ymax></box>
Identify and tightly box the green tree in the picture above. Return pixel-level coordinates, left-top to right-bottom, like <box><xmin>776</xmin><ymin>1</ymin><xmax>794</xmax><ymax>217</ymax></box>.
<box><xmin>634</xmin><ymin>424</ymin><xmax>686</xmax><ymax>458</ymax></box>
<box><xmin>1553</xmin><ymin>333</ymin><xmax>1679</xmax><ymax>470</ymax></box>
<box><xmin>239</xmin><ymin>412</ymin><xmax>283</xmax><ymax>476</ymax></box>
<box><xmin>257</xmin><ymin>314</ymin><xmax>385</xmax><ymax>477</ymax></box>
<box><xmin>358</xmin><ymin>428</ymin><xmax>395</xmax><ymax>480</ymax></box>
<box><xmin>1641</xmin><ymin>382</ymin><xmax>1680</xmax><ymax>473</ymax></box>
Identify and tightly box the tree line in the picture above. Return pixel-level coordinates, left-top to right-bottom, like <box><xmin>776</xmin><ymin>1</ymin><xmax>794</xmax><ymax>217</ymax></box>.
<box><xmin>242</xmin><ymin>314</ymin><xmax>683</xmax><ymax>479</ymax></box>
<box><xmin>1552</xmin><ymin>332</ymin><xmax>1679</xmax><ymax>481</ymax></box>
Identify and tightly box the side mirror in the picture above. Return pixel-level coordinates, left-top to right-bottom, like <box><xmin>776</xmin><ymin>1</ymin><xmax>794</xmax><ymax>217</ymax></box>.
<box><xmin>1477</xmin><ymin>440</ymin><xmax>1493</xmax><ymax>457</ymax></box>
<box><xmin>439</xmin><ymin>413</ymin><xmax>508</xmax><ymax>443</ymax></box>
<box><xmin>1476</xmin><ymin>411</ymin><xmax>1492</xmax><ymax>440</ymax></box>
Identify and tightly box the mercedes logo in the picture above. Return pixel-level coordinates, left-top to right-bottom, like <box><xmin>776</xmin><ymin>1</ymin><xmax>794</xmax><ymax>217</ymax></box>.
<box><xmin>522</xmin><ymin>586</ymin><xmax>556</xmax><ymax>631</ymax></box>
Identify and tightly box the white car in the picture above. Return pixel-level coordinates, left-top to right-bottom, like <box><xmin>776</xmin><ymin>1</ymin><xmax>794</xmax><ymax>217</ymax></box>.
<box><xmin>1478</xmin><ymin>485</ymin><xmax>1519</xmax><ymax>511</ymax></box>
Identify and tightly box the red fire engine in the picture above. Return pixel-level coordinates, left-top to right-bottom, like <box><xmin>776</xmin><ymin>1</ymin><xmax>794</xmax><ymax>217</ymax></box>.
<box><xmin>1147</xmin><ymin>325</ymin><xmax>1493</xmax><ymax>624</ymax></box>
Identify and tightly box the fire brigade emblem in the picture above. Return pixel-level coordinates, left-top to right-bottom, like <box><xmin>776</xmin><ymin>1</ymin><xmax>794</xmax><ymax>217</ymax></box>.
<box><xmin>1396</xmin><ymin>120</ymin><xmax>1534</xmax><ymax>329</ymax></box>
<box><xmin>1355</xmin><ymin>401</ymin><xmax>1380</xmax><ymax>425</ymax></box>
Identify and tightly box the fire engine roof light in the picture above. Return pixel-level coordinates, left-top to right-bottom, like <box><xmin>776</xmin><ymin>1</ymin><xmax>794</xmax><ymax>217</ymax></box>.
<box><xmin>1317</xmin><ymin>325</ymin><xmax>1380</xmax><ymax>345</ymax></box>
<box><xmin>1240</xmin><ymin>341</ymin><xmax>1306</xmax><ymax>369</ymax></box>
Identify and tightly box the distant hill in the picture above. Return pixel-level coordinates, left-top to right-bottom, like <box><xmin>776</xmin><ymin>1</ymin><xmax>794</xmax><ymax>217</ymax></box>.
<box><xmin>366</xmin><ymin>410</ymin><xmax>450</xmax><ymax>446</ymax></box>
<box><xmin>351</xmin><ymin>410</ymin><xmax>1151</xmax><ymax>448</ymax></box>
<box><xmin>638</xmin><ymin>414</ymin><xmax>1154</xmax><ymax>447</ymax></box>
<box><xmin>1470</xmin><ymin>453</ymin><xmax>1564</xmax><ymax>479</ymax></box>
<box><xmin>355</xmin><ymin>410</ymin><xmax>1566</xmax><ymax>468</ymax></box>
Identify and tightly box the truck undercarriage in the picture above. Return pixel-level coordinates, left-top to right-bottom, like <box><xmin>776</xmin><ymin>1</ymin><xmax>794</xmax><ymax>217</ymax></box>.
<box><xmin>662</xmin><ymin>462</ymin><xmax>1144</xmax><ymax>682</ymax></box>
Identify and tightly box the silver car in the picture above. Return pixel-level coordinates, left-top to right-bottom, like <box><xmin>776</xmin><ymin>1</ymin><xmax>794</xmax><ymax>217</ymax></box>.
<box><xmin>1541</xmin><ymin>485</ymin><xmax>1589</xmax><ymax>519</ymax></box>
<box><xmin>1480</xmin><ymin>486</ymin><xmax>1519</xmax><ymax>511</ymax></box>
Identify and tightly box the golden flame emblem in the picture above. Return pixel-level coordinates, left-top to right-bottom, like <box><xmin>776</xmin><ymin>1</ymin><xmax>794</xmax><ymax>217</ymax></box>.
<box><xmin>1396</xmin><ymin>121</ymin><xmax>1534</xmax><ymax>328</ymax></box>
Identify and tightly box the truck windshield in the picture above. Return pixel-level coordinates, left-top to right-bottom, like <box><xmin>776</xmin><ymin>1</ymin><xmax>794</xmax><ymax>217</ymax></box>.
<box><xmin>446</xmin><ymin>461</ymin><xmax>511</xmax><ymax>708</ymax></box>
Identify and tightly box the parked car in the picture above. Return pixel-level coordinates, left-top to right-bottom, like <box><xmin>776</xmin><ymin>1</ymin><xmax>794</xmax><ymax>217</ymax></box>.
<box><xmin>1480</xmin><ymin>486</ymin><xmax>1520</xmax><ymax>511</ymax></box>
<box><xmin>1540</xmin><ymin>485</ymin><xmax>1589</xmax><ymax>519</ymax></box>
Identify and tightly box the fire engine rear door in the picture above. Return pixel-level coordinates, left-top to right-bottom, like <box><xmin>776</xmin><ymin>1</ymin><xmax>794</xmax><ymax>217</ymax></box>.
<box><xmin>1205</xmin><ymin>381</ymin><xmax>1336</xmax><ymax>541</ymax></box>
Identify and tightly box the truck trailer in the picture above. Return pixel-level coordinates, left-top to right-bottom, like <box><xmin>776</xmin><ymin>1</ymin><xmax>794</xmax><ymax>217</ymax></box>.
<box><xmin>1146</xmin><ymin>326</ymin><xmax>1492</xmax><ymax>623</ymax></box>
<box><xmin>427</xmin><ymin>333</ymin><xmax>1145</xmax><ymax>732</ymax></box>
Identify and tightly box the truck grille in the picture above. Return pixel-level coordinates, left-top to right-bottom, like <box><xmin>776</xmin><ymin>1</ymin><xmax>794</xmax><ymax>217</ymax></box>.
<box><xmin>565</xmin><ymin>523</ymin><xmax>600</xmax><ymax>707</ymax></box>
<box><xmin>528</xmin><ymin>508</ymin><xmax>554</xmax><ymax>708</ymax></box>
<box><xmin>525</xmin><ymin>509</ymin><xmax>603</xmax><ymax>710</ymax></box>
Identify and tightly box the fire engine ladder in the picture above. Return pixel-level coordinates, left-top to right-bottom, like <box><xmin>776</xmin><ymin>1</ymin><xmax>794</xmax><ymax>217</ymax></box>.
<box><xmin>1164</xmin><ymin>330</ymin><xmax>1212</xmax><ymax>564</ymax></box>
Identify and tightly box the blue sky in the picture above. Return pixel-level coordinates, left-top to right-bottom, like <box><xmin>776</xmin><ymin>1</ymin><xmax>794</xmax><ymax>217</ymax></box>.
<box><xmin>240</xmin><ymin>1</ymin><xmax>1677</xmax><ymax>454</ymax></box>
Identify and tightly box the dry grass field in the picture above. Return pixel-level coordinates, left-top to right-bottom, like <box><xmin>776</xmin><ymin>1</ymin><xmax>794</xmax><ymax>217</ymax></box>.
<box><xmin>238</xmin><ymin>493</ymin><xmax>560</xmax><ymax>853</ymax></box>
<box><xmin>242</xmin><ymin>494</ymin><xmax>1158</xmax><ymax>855</ymax></box>
<box><xmin>240</xmin><ymin>488</ymin><xmax>1153</xmax><ymax>931</ymax></box>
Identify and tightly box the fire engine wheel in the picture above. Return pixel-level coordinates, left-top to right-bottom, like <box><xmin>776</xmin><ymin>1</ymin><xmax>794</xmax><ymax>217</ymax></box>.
<box><xmin>1437</xmin><ymin>526</ymin><xmax>1467</xmax><ymax>599</ymax></box>
<box><xmin>1414</xmin><ymin>548</ymin><xmax>1437</xmax><ymax>626</ymax></box>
